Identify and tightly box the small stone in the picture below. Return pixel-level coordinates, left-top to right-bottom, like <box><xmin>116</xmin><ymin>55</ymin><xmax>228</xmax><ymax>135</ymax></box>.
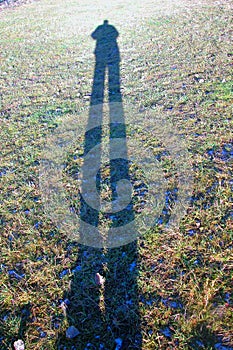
<box><xmin>115</xmin><ymin>338</ymin><xmax>123</xmax><ymax>350</ymax></box>
<box><xmin>160</xmin><ymin>326</ymin><xmax>173</xmax><ymax>338</ymax></box>
<box><xmin>129</xmin><ymin>261</ymin><xmax>136</xmax><ymax>272</ymax></box>
<box><xmin>13</xmin><ymin>339</ymin><xmax>25</xmax><ymax>350</ymax></box>
<box><xmin>66</xmin><ymin>326</ymin><xmax>80</xmax><ymax>339</ymax></box>
<box><xmin>95</xmin><ymin>273</ymin><xmax>105</xmax><ymax>286</ymax></box>
<box><xmin>60</xmin><ymin>301</ymin><xmax>68</xmax><ymax>316</ymax></box>
<box><xmin>39</xmin><ymin>331</ymin><xmax>47</xmax><ymax>338</ymax></box>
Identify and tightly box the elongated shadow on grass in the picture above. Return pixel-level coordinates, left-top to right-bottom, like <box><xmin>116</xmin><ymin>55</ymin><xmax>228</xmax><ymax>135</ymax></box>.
<box><xmin>56</xmin><ymin>21</ymin><xmax>141</xmax><ymax>349</ymax></box>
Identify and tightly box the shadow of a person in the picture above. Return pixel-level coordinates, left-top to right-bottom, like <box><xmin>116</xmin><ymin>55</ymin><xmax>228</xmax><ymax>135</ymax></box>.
<box><xmin>78</xmin><ymin>20</ymin><xmax>121</xmax><ymax>234</ymax></box>
<box><xmin>80</xmin><ymin>19</ymin><xmax>134</xmax><ymax>238</ymax></box>
<box><xmin>91</xmin><ymin>20</ymin><xmax>120</xmax><ymax>103</ymax></box>
<box><xmin>57</xmin><ymin>20</ymin><xmax>142</xmax><ymax>350</ymax></box>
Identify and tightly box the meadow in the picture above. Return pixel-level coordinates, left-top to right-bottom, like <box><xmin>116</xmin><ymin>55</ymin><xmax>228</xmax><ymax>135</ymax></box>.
<box><xmin>0</xmin><ymin>0</ymin><xmax>232</xmax><ymax>349</ymax></box>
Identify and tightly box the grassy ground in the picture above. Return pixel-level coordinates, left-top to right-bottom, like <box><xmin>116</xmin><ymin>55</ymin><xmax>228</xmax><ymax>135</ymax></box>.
<box><xmin>0</xmin><ymin>0</ymin><xmax>232</xmax><ymax>349</ymax></box>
